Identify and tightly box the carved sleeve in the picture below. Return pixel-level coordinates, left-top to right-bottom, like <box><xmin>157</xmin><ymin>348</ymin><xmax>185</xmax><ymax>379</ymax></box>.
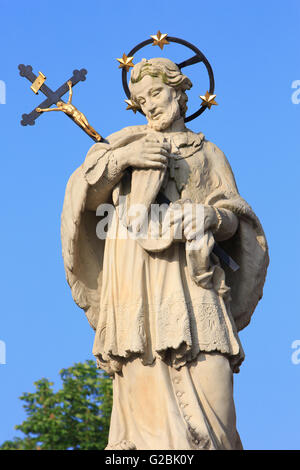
<box><xmin>212</xmin><ymin>207</ymin><xmax>239</xmax><ymax>242</ymax></box>
<box><xmin>82</xmin><ymin>143</ymin><xmax>125</xmax><ymax>210</ymax></box>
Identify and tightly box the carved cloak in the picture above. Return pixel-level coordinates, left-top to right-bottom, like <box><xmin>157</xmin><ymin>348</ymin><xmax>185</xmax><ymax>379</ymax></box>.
<box><xmin>61</xmin><ymin>125</ymin><xmax>269</xmax><ymax>373</ymax></box>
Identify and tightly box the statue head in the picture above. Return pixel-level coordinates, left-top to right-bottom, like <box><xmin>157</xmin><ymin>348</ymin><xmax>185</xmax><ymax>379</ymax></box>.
<box><xmin>129</xmin><ymin>58</ymin><xmax>192</xmax><ymax>131</ymax></box>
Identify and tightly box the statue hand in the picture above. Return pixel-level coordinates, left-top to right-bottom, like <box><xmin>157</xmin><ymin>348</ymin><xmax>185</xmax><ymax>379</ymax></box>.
<box><xmin>116</xmin><ymin>135</ymin><xmax>171</xmax><ymax>171</ymax></box>
<box><xmin>183</xmin><ymin>204</ymin><xmax>219</xmax><ymax>241</ymax></box>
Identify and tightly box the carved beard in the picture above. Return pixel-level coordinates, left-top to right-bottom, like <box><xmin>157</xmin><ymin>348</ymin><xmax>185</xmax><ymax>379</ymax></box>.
<box><xmin>146</xmin><ymin>99</ymin><xmax>181</xmax><ymax>131</ymax></box>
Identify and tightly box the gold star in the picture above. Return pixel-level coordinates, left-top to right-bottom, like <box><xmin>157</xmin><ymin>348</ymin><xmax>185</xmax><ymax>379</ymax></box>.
<box><xmin>150</xmin><ymin>30</ymin><xmax>169</xmax><ymax>50</ymax></box>
<box><xmin>199</xmin><ymin>91</ymin><xmax>218</xmax><ymax>110</ymax></box>
<box><xmin>116</xmin><ymin>53</ymin><xmax>134</xmax><ymax>72</ymax></box>
<box><xmin>124</xmin><ymin>99</ymin><xmax>139</xmax><ymax>114</ymax></box>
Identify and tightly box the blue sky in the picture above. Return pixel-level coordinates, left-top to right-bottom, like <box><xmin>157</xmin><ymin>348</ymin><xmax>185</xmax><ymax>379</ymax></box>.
<box><xmin>0</xmin><ymin>0</ymin><xmax>299</xmax><ymax>450</ymax></box>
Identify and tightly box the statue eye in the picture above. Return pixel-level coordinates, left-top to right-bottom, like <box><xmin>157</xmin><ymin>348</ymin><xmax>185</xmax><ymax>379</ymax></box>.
<box><xmin>152</xmin><ymin>90</ymin><xmax>161</xmax><ymax>97</ymax></box>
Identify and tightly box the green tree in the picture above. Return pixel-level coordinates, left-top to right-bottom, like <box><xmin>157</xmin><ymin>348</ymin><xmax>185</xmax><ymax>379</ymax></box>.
<box><xmin>0</xmin><ymin>360</ymin><xmax>112</xmax><ymax>450</ymax></box>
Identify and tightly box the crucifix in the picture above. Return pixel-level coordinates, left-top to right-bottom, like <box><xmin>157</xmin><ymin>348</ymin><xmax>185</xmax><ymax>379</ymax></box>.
<box><xmin>18</xmin><ymin>65</ymin><xmax>102</xmax><ymax>142</ymax></box>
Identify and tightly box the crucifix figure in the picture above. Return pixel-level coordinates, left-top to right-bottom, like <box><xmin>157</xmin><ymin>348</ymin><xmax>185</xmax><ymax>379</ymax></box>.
<box><xmin>36</xmin><ymin>80</ymin><xmax>101</xmax><ymax>142</ymax></box>
<box><xmin>18</xmin><ymin>64</ymin><xmax>101</xmax><ymax>142</ymax></box>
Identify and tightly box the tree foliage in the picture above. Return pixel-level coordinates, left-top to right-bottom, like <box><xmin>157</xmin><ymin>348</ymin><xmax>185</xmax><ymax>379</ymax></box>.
<box><xmin>0</xmin><ymin>360</ymin><xmax>112</xmax><ymax>450</ymax></box>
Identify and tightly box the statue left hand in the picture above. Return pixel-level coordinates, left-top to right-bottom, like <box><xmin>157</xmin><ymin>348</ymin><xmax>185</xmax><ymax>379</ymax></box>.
<box><xmin>183</xmin><ymin>204</ymin><xmax>218</xmax><ymax>242</ymax></box>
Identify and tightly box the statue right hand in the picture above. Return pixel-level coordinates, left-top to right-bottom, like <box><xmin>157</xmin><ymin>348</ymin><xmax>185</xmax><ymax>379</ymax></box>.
<box><xmin>116</xmin><ymin>136</ymin><xmax>171</xmax><ymax>170</ymax></box>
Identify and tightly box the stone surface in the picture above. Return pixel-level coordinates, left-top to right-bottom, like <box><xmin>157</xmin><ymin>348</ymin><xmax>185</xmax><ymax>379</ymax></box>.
<box><xmin>61</xmin><ymin>58</ymin><xmax>269</xmax><ymax>450</ymax></box>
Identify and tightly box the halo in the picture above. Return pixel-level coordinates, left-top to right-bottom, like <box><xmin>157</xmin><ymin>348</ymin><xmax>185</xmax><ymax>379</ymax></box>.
<box><xmin>121</xmin><ymin>36</ymin><xmax>215</xmax><ymax>123</ymax></box>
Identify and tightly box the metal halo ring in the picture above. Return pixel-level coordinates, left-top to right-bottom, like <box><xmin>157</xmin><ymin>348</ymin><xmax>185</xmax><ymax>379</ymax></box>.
<box><xmin>122</xmin><ymin>36</ymin><xmax>215</xmax><ymax>123</ymax></box>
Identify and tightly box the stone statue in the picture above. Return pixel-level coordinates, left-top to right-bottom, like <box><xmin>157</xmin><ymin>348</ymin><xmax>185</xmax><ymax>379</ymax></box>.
<box><xmin>61</xmin><ymin>57</ymin><xmax>269</xmax><ymax>450</ymax></box>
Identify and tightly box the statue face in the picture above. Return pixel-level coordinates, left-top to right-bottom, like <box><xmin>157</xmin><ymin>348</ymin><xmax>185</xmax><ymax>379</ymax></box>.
<box><xmin>131</xmin><ymin>75</ymin><xmax>181</xmax><ymax>131</ymax></box>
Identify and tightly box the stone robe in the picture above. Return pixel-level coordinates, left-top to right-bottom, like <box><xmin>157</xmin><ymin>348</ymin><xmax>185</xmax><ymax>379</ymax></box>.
<box><xmin>61</xmin><ymin>121</ymin><xmax>268</xmax><ymax>450</ymax></box>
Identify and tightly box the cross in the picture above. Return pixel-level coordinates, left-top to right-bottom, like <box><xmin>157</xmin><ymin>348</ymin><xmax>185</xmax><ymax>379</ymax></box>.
<box><xmin>18</xmin><ymin>64</ymin><xmax>88</xmax><ymax>129</ymax></box>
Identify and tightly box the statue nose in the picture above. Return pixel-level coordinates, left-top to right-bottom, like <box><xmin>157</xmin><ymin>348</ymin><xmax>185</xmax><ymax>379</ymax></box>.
<box><xmin>145</xmin><ymin>99</ymin><xmax>156</xmax><ymax>114</ymax></box>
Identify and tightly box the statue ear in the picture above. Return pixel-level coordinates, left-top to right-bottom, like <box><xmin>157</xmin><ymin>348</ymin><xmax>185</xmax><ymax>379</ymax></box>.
<box><xmin>172</xmin><ymin>87</ymin><xmax>179</xmax><ymax>101</ymax></box>
<box><xmin>173</xmin><ymin>88</ymin><xmax>181</xmax><ymax>102</ymax></box>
